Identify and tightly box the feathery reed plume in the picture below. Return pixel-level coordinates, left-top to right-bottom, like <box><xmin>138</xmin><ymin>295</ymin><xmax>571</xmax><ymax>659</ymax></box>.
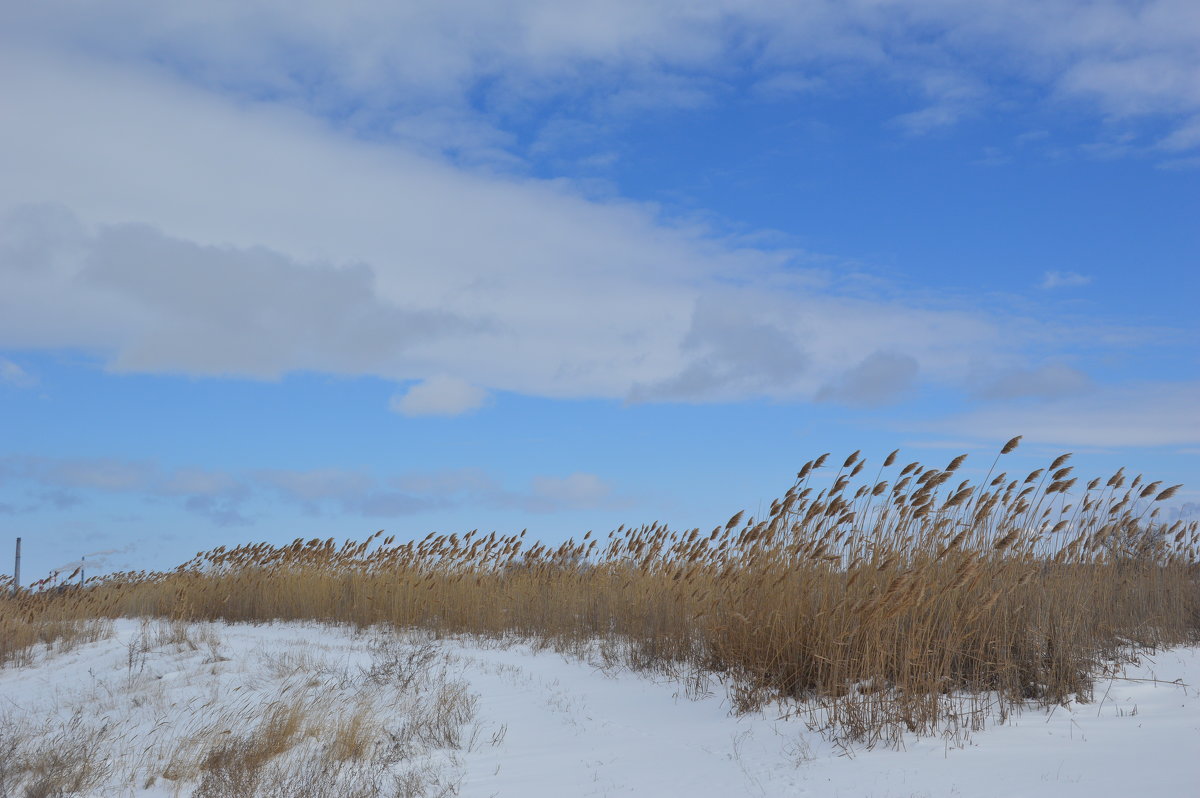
<box><xmin>1155</xmin><ymin>485</ymin><xmax>1181</xmax><ymax>502</ymax></box>
<box><xmin>1049</xmin><ymin>453</ymin><xmax>1072</xmax><ymax>471</ymax></box>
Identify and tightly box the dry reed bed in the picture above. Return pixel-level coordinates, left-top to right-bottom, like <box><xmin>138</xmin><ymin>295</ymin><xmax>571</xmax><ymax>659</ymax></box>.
<box><xmin>4</xmin><ymin>437</ymin><xmax>1198</xmax><ymax>745</ymax></box>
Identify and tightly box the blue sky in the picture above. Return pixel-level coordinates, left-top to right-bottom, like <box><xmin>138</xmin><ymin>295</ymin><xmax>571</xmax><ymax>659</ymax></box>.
<box><xmin>1</xmin><ymin>0</ymin><xmax>1197</xmax><ymax>584</ymax></box>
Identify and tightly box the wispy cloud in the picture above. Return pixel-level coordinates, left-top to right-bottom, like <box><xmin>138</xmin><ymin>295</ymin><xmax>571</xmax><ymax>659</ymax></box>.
<box><xmin>1158</xmin><ymin>115</ymin><xmax>1200</xmax><ymax>152</ymax></box>
<box><xmin>0</xmin><ymin>357</ymin><xmax>37</xmax><ymax>388</ymax></box>
<box><xmin>890</xmin><ymin>70</ymin><xmax>986</xmax><ymax>136</ymax></box>
<box><xmin>258</xmin><ymin>465</ymin><xmax>627</xmax><ymax>517</ymax></box>
<box><xmin>0</xmin><ymin>456</ymin><xmax>250</xmax><ymax>525</ymax></box>
<box><xmin>935</xmin><ymin>381</ymin><xmax>1200</xmax><ymax>447</ymax></box>
<box><xmin>0</xmin><ymin>456</ymin><xmax>628</xmax><ymax>522</ymax></box>
<box><xmin>1040</xmin><ymin>270</ymin><xmax>1093</xmax><ymax>290</ymax></box>
<box><xmin>1157</xmin><ymin>155</ymin><xmax>1200</xmax><ymax>170</ymax></box>
<box><xmin>7</xmin><ymin>0</ymin><xmax>1196</xmax><ymax>154</ymax></box>
<box><xmin>527</xmin><ymin>473</ymin><xmax>616</xmax><ymax>512</ymax></box>
<box><xmin>752</xmin><ymin>71</ymin><xmax>824</xmax><ymax>99</ymax></box>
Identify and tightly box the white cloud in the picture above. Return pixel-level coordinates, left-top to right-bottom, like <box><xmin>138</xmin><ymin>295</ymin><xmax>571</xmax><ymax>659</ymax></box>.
<box><xmin>390</xmin><ymin>376</ymin><xmax>490</xmax><ymax>417</ymax></box>
<box><xmin>2</xmin><ymin>0</ymin><xmax>1199</xmax><ymax>153</ymax></box>
<box><xmin>1040</xmin><ymin>270</ymin><xmax>1093</xmax><ymax>289</ymax></box>
<box><xmin>0</xmin><ymin>357</ymin><xmax>37</xmax><ymax>388</ymax></box>
<box><xmin>0</xmin><ymin>4</ymin><xmax>1192</xmax><ymax>411</ymax></box>
<box><xmin>0</xmin><ymin>49</ymin><xmax>1023</xmax><ymax>406</ymax></box>
<box><xmin>1060</xmin><ymin>54</ymin><xmax>1200</xmax><ymax>118</ymax></box>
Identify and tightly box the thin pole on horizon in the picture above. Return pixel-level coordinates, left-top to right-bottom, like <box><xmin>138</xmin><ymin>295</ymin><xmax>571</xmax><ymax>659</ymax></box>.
<box><xmin>13</xmin><ymin>537</ymin><xmax>20</xmax><ymax>595</ymax></box>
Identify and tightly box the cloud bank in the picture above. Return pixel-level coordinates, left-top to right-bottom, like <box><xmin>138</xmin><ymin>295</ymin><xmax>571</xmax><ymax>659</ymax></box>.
<box><xmin>0</xmin><ymin>1</ymin><xmax>1194</xmax><ymax>415</ymax></box>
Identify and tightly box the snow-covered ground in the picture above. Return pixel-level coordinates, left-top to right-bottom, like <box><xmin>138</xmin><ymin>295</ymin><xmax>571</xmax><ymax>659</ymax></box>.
<box><xmin>1</xmin><ymin>619</ymin><xmax>1197</xmax><ymax>797</ymax></box>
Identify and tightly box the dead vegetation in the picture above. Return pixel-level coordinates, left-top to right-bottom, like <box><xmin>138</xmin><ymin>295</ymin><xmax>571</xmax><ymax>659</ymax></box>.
<box><xmin>3</xmin><ymin>438</ymin><xmax>1198</xmax><ymax>753</ymax></box>
<box><xmin>0</xmin><ymin>620</ymin><xmax>476</xmax><ymax>798</ymax></box>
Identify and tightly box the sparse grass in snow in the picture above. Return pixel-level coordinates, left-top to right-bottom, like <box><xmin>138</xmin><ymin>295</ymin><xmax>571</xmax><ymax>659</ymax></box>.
<box><xmin>0</xmin><ymin>620</ymin><xmax>482</xmax><ymax>797</ymax></box>
<box><xmin>1</xmin><ymin>619</ymin><xmax>1197</xmax><ymax>797</ymax></box>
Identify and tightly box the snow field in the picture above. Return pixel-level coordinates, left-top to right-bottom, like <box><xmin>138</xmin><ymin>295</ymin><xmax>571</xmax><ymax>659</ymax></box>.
<box><xmin>1</xmin><ymin>620</ymin><xmax>1197</xmax><ymax>797</ymax></box>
